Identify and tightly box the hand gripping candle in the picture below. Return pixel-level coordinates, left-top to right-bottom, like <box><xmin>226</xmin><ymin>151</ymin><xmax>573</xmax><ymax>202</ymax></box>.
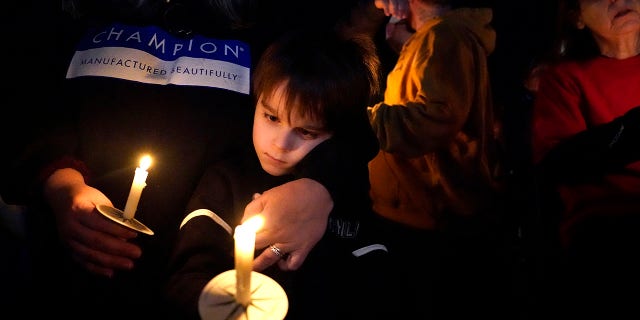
<box><xmin>123</xmin><ymin>155</ymin><xmax>152</xmax><ymax>220</ymax></box>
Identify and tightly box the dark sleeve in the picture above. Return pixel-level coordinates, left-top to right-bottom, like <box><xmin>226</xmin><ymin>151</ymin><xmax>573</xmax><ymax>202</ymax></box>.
<box><xmin>164</xmin><ymin>154</ymin><xmax>272</xmax><ymax>318</ymax></box>
<box><xmin>0</xmin><ymin>7</ymin><xmax>85</xmax><ymax>205</ymax></box>
<box><xmin>185</xmin><ymin>152</ymin><xmax>268</xmax><ymax>226</ymax></box>
<box><xmin>185</xmin><ymin>165</ymin><xmax>239</xmax><ymax>225</ymax></box>
<box><xmin>292</xmin><ymin>114</ymin><xmax>379</xmax><ymax>213</ymax></box>
<box><xmin>164</xmin><ymin>215</ymin><xmax>235</xmax><ymax>320</ymax></box>
<box><xmin>1</xmin><ymin>89</ymin><xmax>82</xmax><ymax>205</ymax></box>
<box><xmin>537</xmin><ymin>105</ymin><xmax>640</xmax><ymax>185</ymax></box>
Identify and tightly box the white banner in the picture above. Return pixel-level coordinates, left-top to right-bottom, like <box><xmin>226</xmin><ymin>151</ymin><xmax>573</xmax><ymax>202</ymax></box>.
<box><xmin>66</xmin><ymin>23</ymin><xmax>251</xmax><ymax>94</ymax></box>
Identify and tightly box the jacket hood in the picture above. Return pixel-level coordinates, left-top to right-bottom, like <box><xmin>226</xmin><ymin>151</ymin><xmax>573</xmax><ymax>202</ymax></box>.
<box><xmin>443</xmin><ymin>7</ymin><xmax>496</xmax><ymax>55</ymax></box>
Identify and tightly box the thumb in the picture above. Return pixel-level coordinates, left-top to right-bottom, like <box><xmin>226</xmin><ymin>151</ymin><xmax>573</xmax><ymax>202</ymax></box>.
<box><xmin>244</xmin><ymin>196</ymin><xmax>271</xmax><ymax>248</ymax></box>
<box><xmin>242</xmin><ymin>195</ymin><xmax>265</xmax><ymax>223</ymax></box>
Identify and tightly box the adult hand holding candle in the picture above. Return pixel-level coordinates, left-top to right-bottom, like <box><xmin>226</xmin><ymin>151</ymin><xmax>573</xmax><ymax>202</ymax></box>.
<box><xmin>234</xmin><ymin>215</ymin><xmax>264</xmax><ymax>307</ymax></box>
<box><xmin>123</xmin><ymin>155</ymin><xmax>152</xmax><ymax>220</ymax></box>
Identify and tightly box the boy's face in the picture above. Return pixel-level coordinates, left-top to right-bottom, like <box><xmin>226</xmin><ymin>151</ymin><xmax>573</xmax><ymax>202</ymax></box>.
<box><xmin>253</xmin><ymin>83</ymin><xmax>332</xmax><ymax>176</ymax></box>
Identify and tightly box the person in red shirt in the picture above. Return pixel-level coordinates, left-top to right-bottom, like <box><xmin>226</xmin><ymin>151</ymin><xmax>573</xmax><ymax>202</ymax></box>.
<box><xmin>531</xmin><ymin>0</ymin><xmax>640</xmax><ymax>317</ymax></box>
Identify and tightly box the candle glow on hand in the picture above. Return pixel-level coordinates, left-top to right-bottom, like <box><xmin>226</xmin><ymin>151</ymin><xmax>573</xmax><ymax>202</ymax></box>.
<box><xmin>123</xmin><ymin>155</ymin><xmax>152</xmax><ymax>220</ymax></box>
<box><xmin>234</xmin><ymin>215</ymin><xmax>264</xmax><ymax>307</ymax></box>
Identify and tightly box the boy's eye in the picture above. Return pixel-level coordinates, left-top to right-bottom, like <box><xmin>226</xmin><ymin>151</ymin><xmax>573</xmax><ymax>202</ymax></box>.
<box><xmin>297</xmin><ymin>128</ymin><xmax>319</xmax><ymax>140</ymax></box>
<box><xmin>263</xmin><ymin>112</ymin><xmax>278</xmax><ymax>122</ymax></box>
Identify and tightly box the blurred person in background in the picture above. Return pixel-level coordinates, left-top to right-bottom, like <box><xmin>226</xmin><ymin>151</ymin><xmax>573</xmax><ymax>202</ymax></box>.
<box><xmin>366</xmin><ymin>0</ymin><xmax>510</xmax><ymax>318</ymax></box>
<box><xmin>531</xmin><ymin>0</ymin><xmax>640</xmax><ymax>317</ymax></box>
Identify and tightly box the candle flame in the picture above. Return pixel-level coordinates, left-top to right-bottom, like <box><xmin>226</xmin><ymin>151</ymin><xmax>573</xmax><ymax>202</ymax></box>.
<box><xmin>242</xmin><ymin>215</ymin><xmax>264</xmax><ymax>232</ymax></box>
<box><xmin>139</xmin><ymin>155</ymin><xmax>152</xmax><ymax>170</ymax></box>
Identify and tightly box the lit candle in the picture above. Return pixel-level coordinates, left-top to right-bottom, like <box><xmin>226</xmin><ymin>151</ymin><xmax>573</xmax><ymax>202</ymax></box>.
<box><xmin>234</xmin><ymin>215</ymin><xmax>264</xmax><ymax>307</ymax></box>
<box><xmin>123</xmin><ymin>155</ymin><xmax>152</xmax><ymax>220</ymax></box>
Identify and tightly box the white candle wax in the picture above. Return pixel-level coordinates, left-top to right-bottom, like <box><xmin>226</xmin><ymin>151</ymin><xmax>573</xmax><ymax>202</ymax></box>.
<box><xmin>123</xmin><ymin>155</ymin><xmax>152</xmax><ymax>220</ymax></box>
<box><xmin>234</xmin><ymin>224</ymin><xmax>255</xmax><ymax>306</ymax></box>
<box><xmin>233</xmin><ymin>216</ymin><xmax>264</xmax><ymax>307</ymax></box>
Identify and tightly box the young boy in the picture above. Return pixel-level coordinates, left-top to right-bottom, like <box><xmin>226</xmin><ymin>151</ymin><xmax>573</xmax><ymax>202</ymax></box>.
<box><xmin>164</xmin><ymin>28</ymin><xmax>390</xmax><ymax>319</ymax></box>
